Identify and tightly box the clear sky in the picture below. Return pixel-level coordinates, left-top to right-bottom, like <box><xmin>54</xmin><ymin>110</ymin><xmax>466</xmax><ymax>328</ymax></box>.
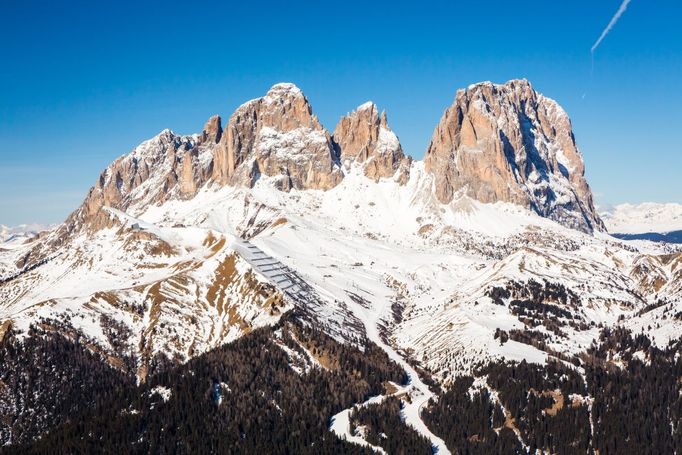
<box><xmin>1</xmin><ymin>0</ymin><xmax>680</xmax><ymax>225</ymax></box>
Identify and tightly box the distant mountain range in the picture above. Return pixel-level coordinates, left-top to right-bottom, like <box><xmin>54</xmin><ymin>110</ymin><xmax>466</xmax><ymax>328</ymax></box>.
<box><xmin>0</xmin><ymin>224</ymin><xmax>47</xmax><ymax>246</ymax></box>
<box><xmin>601</xmin><ymin>202</ymin><xmax>682</xmax><ymax>243</ymax></box>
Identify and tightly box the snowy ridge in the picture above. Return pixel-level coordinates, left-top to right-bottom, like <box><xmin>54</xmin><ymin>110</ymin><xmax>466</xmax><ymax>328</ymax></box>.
<box><xmin>2</xmin><ymin>80</ymin><xmax>682</xmax><ymax>451</ymax></box>
<box><xmin>0</xmin><ymin>224</ymin><xmax>48</xmax><ymax>247</ymax></box>
<box><xmin>3</xmin><ymin>159</ymin><xmax>681</xmax><ymax>383</ymax></box>
<box><xmin>602</xmin><ymin>202</ymin><xmax>682</xmax><ymax>234</ymax></box>
<box><xmin>0</xmin><ymin>207</ymin><xmax>290</xmax><ymax>382</ymax></box>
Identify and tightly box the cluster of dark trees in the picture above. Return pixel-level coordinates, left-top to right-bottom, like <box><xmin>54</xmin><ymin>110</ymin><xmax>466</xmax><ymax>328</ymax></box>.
<box><xmin>424</xmin><ymin>360</ymin><xmax>590</xmax><ymax>454</ymax></box>
<box><xmin>487</xmin><ymin>279</ymin><xmax>594</xmax><ymax>337</ymax></box>
<box><xmin>349</xmin><ymin>396</ymin><xmax>432</xmax><ymax>454</ymax></box>
<box><xmin>3</xmin><ymin>307</ymin><xmax>682</xmax><ymax>454</ymax></box>
<box><xmin>585</xmin><ymin>327</ymin><xmax>682</xmax><ymax>453</ymax></box>
<box><xmin>635</xmin><ymin>299</ymin><xmax>669</xmax><ymax>316</ymax></box>
<box><xmin>509</xmin><ymin>299</ymin><xmax>574</xmax><ymax>321</ymax></box>
<box><xmin>0</xmin><ymin>254</ymin><xmax>55</xmax><ymax>284</ymax></box>
<box><xmin>487</xmin><ymin>279</ymin><xmax>580</xmax><ymax>308</ymax></box>
<box><xmin>422</xmin><ymin>375</ymin><xmax>522</xmax><ymax>454</ymax></box>
<box><xmin>425</xmin><ymin>328</ymin><xmax>682</xmax><ymax>454</ymax></box>
<box><xmin>0</xmin><ymin>325</ymin><xmax>131</xmax><ymax>446</ymax></box>
<box><xmin>1</xmin><ymin>312</ymin><xmax>405</xmax><ymax>454</ymax></box>
<box><xmin>483</xmin><ymin>361</ymin><xmax>591</xmax><ymax>454</ymax></box>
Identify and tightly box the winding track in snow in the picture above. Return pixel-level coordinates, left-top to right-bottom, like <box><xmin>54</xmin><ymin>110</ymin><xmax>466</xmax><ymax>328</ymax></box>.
<box><xmin>235</xmin><ymin>238</ymin><xmax>451</xmax><ymax>454</ymax></box>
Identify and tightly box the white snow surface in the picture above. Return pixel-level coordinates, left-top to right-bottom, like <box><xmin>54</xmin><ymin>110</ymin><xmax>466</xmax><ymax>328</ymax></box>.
<box><xmin>0</xmin><ymin>224</ymin><xmax>48</xmax><ymax>247</ymax></box>
<box><xmin>150</xmin><ymin>385</ymin><xmax>172</xmax><ymax>403</ymax></box>
<box><xmin>2</xmin><ymin>129</ymin><xmax>682</xmax><ymax>450</ymax></box>
<box><xmin>330</xmin><ymin>394</ymin><xmax>389</xmax><ymax>454</ymax></box>
<box><xmin>602</xmin><ymin>202</ymin><xmax>682</xmax><ymax>234</ymax></box>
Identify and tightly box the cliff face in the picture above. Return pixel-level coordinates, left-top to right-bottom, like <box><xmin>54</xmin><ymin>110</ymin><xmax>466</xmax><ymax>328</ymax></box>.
<box><xmin>66</xmin><ymin>79</ymin><xmax>603</xmax><ymax>236</ymax></box>
<box><xmin>424</xmin><ymin>79</ymin><xmax>604</xmax><ymax>232</ymax></box>
<box><xmin>332</xmin><ymin>102</ymin><xmax>411</xmax><ymax>184</ymax></box>
<box><xmin>73</xmin><ymin>128</ymin><xmax>216</xmax><ymax>230</ymax></box>
<box><xmin>71</xmin><ymin>83</ymin><xmax>345</xmax><ymax>232</ymax></box>
<box><xmin>212</xmin><ymin>83</ymin><xmax>343</xmax><ymax>191</ymax></box>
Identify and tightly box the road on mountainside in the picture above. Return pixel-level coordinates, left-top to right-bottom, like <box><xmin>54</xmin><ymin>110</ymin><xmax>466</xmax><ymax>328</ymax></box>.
<box><xmin>234</xmin><ymin>238</ymin><xmax>451</xmax><ymax>454</ymax></box>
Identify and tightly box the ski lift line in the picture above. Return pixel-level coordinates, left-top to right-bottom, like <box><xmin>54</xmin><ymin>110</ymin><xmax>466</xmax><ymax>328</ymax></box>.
<box><xmin>268</xmin><ymin>272</ymin><xmax>292</xmax><ymax>279</ymax></box>
<box><xmin>235</xmin><ymin>239</ymin><xmax>334</xmax><ymax>320</ymax></box>
<box><xmin>250</xmin><ymin>261</ymin><xmax>281</xmax><ymax>267</ymax></box>
<box><xmin>250</xmin><ymin>256</ymin><xmax>275</xmax><ymax>262</ymax></box>
<box><xmin>249</xmin><ymin>257</ymin><xmax>276</xmax><ymax>262</ymax></box>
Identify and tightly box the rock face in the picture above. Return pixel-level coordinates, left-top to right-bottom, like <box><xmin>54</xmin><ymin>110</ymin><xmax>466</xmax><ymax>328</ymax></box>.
<box><xmin>424</xmin><ymin>79</ymin><xmax>604</xmax><ymax>232</ymax></box>
<box><xmin>68</xmin><ymin>123</ymin><xmax>218</xmax><ymax>232</ymax></box>
<box><xmin>200</xmin><ymin>115</ymin><xmax>223</xmax><ymax>144</ymax></box>
<box><xmin>64</xmin><ymin>79</ymin><xmax>604</xmax><ymax>237</ymax></box>
<box><xmin>212</xmin><ymin>83</ymin><xmax>343</xmax><ymax>191</ymax></box>
<box><xmin>332</xmin><ymin>102</ymin><xmax>411</xmax><ymax>184</ymax></box>
<box><xmin>79</xmin><ymin>130</ymin><xmax>195</xmax><ymax>219</ymax></box>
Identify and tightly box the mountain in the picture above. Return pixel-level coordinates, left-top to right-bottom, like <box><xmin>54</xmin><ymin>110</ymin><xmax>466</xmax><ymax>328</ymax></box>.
<box><xmin>425</xmin><ymin>80</ymin><xmax>603</xmax><ymax>233</ymax></box>
<box><xmin>332</xmin><ymin>101</ymin><xmax>411</xmax><ymax>184</ymax></box>
<box><xmin>0</xmin><ymin>224</ymin><xmax>46</xmax><ymax>246</ymax></box>
<box><xmin>602</xmin><ymin>202</ymin><xmax>682</xmax><ymax>243</ymax></box>
<box><xmin>2</xmin><ymin>81</ymin><xmax>682</xmax><ymax>454</ymax></box>
<box><xmin>213</xmin><ymin>82</ymin><xmax>343</xmax><ymax>191</ymax></box>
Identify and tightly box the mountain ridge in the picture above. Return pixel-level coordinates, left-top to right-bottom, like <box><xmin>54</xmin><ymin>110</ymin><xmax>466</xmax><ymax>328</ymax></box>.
<box><xmin>2</xmin><ymin>79</ymin><xmax>682</xmax><ymax>452</ymax></box>
<box><xmin>602</xmin><ymin>202</ymin><xmax>682</xmax><ymax>234</ymax></box>
<box><xmin>58</xmin><ymin>79</ymin><xmax>604</xmax><ymax>241</ymax></box>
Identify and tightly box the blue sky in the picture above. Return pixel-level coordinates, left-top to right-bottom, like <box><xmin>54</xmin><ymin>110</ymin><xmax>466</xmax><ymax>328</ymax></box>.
<box><xmin>1</xmin><ymin>0</ymin><xmax>680</xmax><ymax>225</ymax></box>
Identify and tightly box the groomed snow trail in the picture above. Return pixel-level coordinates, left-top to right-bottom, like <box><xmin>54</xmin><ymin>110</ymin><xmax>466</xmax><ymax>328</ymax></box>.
<box><xmin>236</xmin><ymin>239</ymin><xmax>451</xmax><ymax>454</ymax></box>
<box><xmin>329</xmin><ymin>395</ymin><xmax>388</xmax><ymax>454</ymax></box>
<box><xmin>342</xmin><ymin>296</ymin><xmax>451</xmax><ymax>454</ymax></box>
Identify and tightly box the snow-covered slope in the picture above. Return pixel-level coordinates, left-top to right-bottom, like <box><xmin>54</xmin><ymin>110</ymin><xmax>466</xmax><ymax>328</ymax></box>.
<box><xmin>3</xmin><ymin>81</ymin><xmax>681</xmax><ymax>377</ymax></box>
<box><xmin>0</xmin><ymin>210</ymin><xmax>290</xmax><ymax>382</ymax></box>
<box><xmin>2</xmin><ymin>81</ymin><xmax>682</xmax><ymax>450</ymax></box>
<box><xmin>6</xmin><ymin>159</ymin><xmax>676</xmax><ymax>379</ymax></box>
<box><xmin>602</xmin><ymin>202</ymin><xmax>682</xmax><ymax>234</ymax></box>
<box><xmin>0</xmin><ymin>224</ymin><xmax>47</xmax><ymax>247</ymax></box>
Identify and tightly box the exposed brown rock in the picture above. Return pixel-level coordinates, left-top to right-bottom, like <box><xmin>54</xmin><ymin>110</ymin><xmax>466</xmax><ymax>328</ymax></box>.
<box><xmin>67</xmin><ymin>121</ymin><xmax>219</xmax><ymax>233</ymax></box>
<box><xmin>58</xmin><ymin>79</ymin><xmax>603</xmax><ymax>241</ymax></box>
<box><xmin>178</xmin><ymin>150</ymin><xmax>197</xmax><ymax>197</ymax></box>
<box><xmin>424</xmin><ymin>79</ymin><xmax>604</xmax><ymax>232</ymax></box>
<box><xmin>212</xmin><ymin>83</ymin><xmax>343</xmax><ymax>191</ymax></box>
<box><xmin>332</xmin><ymin>102</ymin><xmax>411</xmax><ymax>184</ymax></box>
<box><xmin>199</xmin><ymin>115</ymin><xmax>222</xmax><ymax>144</ymax></box>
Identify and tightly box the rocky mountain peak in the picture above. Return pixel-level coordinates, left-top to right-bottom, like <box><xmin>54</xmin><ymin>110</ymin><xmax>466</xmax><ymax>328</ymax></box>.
<box><xmin>70</xmin><ymin>128</ymin><xmax>210</xmax><ymax>229</ymax></box>
<box><xmin>332</xmin><ymin>102</ymin><xmax>411</xmax><ymax>184</ymax></box>
<box><xmin>424</xmin><ymin>79</ymin><xmax>604</xmax><ymax>232</ymax></box>
<box><xmin>200</xmin><ymin>115</ymin><xmax>222</xmax><ymax>144</ymax></box>
<box><xmin>258</xmin><ymin>82</ymin><xmax>321</xmax><ymax>131</ymax></box>
<box><xmin>265</xmin><ymin>82</ymin><xmax>303</xmax><ymax>97</ymax></box>
<box><xmin>63</xmin><ymin>79</ymin><xmax>604</xmax><ymax>239</ymax></box>
<box><xmin>212</xmin><ymin>83</ymin><xmax>342</xmax><ymax>191</ymax></box>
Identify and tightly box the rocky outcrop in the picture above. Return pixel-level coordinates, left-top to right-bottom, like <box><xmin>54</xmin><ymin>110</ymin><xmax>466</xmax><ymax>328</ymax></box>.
<box><xmin>424</xmin><ymin>79</ymin><xmax>604</xmax><ymax>232</ymax></box>
<box><xmin>78</xmin><ymin>130</ymin><xmax>192</xmax><ymax>220</ymax></box>
<box><xmin>199</xmin><ymin>115</ymin><xmax>222</xmax><ymax>144</ymax></box>
<box><xmin>69</xmin><ymin>119</ymin><xmax>219</xmax><ymax>231</ymax></box>
<box><xmin>630</xmin><ymin>253</ymin><xmax>682</xmax><ymax>299</ymax></box>
<box><xmin>332</xmin><ymin>102</ymin><xmax>411</xmax><ymax>184</ymax></box>
<box><xmin>64</xmin><ymin>79</ymin><xmax>604</xmax><ymax>236</ymax></box>
<box><xmin>212</xmin><ymin>83</ymin><xmax>343</xmax><ymax>191</ymax></box>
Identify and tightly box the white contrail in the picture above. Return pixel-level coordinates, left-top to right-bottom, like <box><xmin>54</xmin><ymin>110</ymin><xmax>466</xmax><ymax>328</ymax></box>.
<box><xmin>591</xmin><ymin>0</ymin><xmax>632</xmax><ymax>53</ymax></box>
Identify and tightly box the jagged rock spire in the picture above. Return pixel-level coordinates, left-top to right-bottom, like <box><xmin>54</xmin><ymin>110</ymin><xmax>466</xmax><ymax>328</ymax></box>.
<box><xmin>212</xmin><ymin>83</ymin><xmax>343</xmax><ymax>191</ymax></box>
<box><xmin>424</xmin><ymin>79</ymin><xmax>604</xmax><ymax>232</ymax></box>
<box><xmin>200</xmin><ymin>115</ymin><xmax>222</xmax><ymax>144</ymax></box>
<box><xmin>332</xmin><ymin>101</ymin><xmax>411</xmax><ymax>184</ymax></box>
